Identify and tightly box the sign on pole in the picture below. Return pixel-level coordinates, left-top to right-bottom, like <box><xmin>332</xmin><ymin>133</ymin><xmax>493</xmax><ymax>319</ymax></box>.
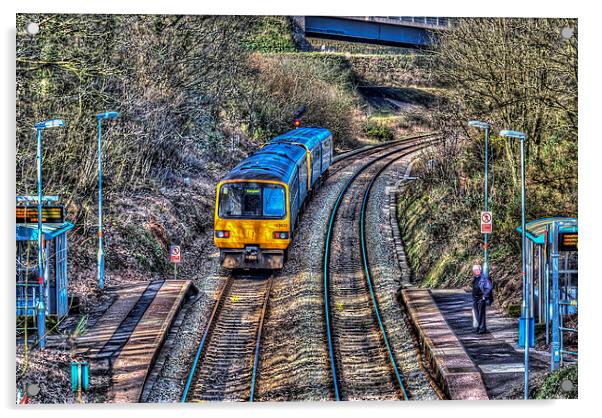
<box><xmin>170</xmin><ymin>245</ymin><xmax>181</xmax><ymax>263</ymax></box>
<box><xmin>481</xmin><ymin>211</ymin><xmax>493</xmax><ymax>234</ymax></box>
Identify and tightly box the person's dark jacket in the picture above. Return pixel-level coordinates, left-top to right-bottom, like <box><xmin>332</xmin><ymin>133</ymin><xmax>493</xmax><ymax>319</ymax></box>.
<box><xmin>473</xmin><ymin>273</ymin><xmax>493</xmax><ymax>304</ymax></box>
<box><xmin>480</xmin><ymin>275</ymin><xmax>493</xmax><ymax>304</ymax></box>
<box><xmin>472</xmin><ymin>275</ymin><xmax>483</xmax><ymax>302</ymax></box>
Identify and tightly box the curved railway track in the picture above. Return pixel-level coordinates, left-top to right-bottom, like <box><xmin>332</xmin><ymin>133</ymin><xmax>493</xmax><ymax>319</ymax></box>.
<box><xmin>181</xmin><ymin>274</ymin><xmax>273</xmax><ymax>402</ymax></box>
<box><xmin>328</xmin><ymin>132</ymin><xmax>436</xmax><ymax>178</ymax></box>
<box><xmin>180</xmin><ymin>133</ymin><xmax>437</xmax><ymax>403</ymax></box>
<box><xmin>323</xmin><ymin>137</ymin><xmax>435</xmax><ymax>401</ymax></box>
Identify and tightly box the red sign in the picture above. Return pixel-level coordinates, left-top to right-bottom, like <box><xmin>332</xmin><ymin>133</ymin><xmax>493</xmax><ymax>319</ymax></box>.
<box><xmin>481</xmin><ymin>211</ymin><xmax>492</xmax><ymax>234</ymax></box>
<box><xmin>170</xmin><ymin>245</ymin><xmax>181</xmax><ymax>263</ymax></box>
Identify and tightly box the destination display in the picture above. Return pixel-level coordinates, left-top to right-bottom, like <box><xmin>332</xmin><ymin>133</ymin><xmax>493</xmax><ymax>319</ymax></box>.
<box><xmin>559</xmin><ymin>232</ymin><xmax>578</xmax><ymax>251</ymax></box>
<box><xmin>16</xmin><ymin>206</ymin><xmax>64</xmax><ymax>224</ymax></box>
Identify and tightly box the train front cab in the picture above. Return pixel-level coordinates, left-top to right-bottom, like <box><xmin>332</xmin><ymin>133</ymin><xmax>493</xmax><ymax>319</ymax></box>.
<box><xmin>214</xmin><ymin>179</ymin><xmax>292</xmax><ymax>269</ymax></box>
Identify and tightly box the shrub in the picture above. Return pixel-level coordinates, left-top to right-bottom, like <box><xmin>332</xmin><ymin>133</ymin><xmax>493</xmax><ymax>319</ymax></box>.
<box><xmin>364</xmin><ymin>121</ymin><xmax>394</xmax><ymax>141</ymax></box>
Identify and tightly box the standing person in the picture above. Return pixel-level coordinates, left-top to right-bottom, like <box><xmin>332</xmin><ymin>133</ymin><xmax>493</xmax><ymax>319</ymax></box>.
<box><xmin>472</xmin><ymin>264</ymin><xmax>493</xmax><ymax>334</ymax></box>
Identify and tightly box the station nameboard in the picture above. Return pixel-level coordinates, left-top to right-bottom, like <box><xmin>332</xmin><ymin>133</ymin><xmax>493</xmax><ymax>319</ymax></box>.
<box><xmin>559</xmin><ymin>232</ymin><xmax>578</xmax><ymax>252</ymax></box>
<box><xmin>16</xmin><ymin>206</ymin><xmax>64</xmax><ymax>224</ymax></box>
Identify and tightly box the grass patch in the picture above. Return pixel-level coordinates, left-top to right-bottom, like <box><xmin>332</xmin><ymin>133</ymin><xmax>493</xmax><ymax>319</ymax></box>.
<box><xmin>535</xmin><ymin>366</ymin><xmax>578</xmax><ymax>399</ymax></box>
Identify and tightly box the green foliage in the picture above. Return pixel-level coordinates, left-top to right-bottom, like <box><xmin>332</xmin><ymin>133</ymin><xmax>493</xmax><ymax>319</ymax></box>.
<box><xmin>364</xmin><ymin>120</ymin><xmax>394</xmax><ymax>141</ymax></box>
<box><xmin>398</xmin><ymin>19</ymin><xmax>577</xmax><ymax>308</ymax></box>
<box><xmin>535</xmin><ymin>366</ymin><xmax>578</xmax><ymax>399</ymax></box>
<box><xmin>242</xmin><ymin>16</ymin><xmax>297</xmax><ymax>52</ymax></box>
<box><xmin>240</xmin><ymin>53</ymin><xmax>359</xmax><ymax>147</ymax></box>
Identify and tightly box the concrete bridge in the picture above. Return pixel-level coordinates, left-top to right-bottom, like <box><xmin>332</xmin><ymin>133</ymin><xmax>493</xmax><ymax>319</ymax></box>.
<box><xmin>296</xmin><ymin>16</ymin><xmax>452</xmax><ymax>48</ymax></box>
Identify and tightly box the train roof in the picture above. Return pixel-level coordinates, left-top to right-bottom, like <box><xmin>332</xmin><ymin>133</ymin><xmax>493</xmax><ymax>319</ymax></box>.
<box><xmin>222</xmin><ymin>142</ymin><xmax>305</xmax><ymax>184</ymax></box>
<box><xmin>270</xmin><ymin>127</ymin><xmax>332</xmax><ymax>150</ymax></box>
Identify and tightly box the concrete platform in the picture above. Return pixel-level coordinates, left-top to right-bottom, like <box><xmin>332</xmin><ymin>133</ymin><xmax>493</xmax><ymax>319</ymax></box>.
<box><xmin>76</xmin><ymin>283</ymin><xmax>149</xmax><ymax>359</ymax></box>
<box><xmin>401</xmin><ymin>287</ymin><xmax>549</xmax><ymax>400</ymax></box>
<box><xmin>400</xmin><ymin>288</ymin><xmax>488</xmax><ymax>400</ymax></box>
<box><xmin>430</xmin><ymin>289</ymin><xmax>549</xmax><ymax>399</ymax></box>
<box><xmin>109</xmin><ymin>280</ymin><xmax>196</xmax><ymax>402</ymax></box>
<box><xmin>76</xmin><ymin>280</ymin><xmax>197</xmax><ymax>403</ymax></box>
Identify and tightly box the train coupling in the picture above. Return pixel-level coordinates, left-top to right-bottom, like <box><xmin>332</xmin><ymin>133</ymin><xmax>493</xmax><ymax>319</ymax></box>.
<box><xmin>220</xmin><ymin>247</ymin><xmax>284</xmax><ymax>269</ymax></box>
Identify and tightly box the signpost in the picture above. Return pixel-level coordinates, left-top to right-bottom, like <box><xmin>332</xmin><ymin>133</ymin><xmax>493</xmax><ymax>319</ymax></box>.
<box><xmin>170</xmin><ymin>245</ymin><xmax>181</xmax><ymax>279</ymax></box>
<box><xmin>481</xmin><ymin>211</ymin><xmax>493</xmax><ymax>234</ymax></box>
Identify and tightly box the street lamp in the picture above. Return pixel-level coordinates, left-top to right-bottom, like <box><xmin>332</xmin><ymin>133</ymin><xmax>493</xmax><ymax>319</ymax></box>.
<box><xmin>33</xmin><ymin>119</ymin><xmax>65</xmax><ymax>349</ymax></box>
<box><xmin>500</xmin><ymin>129</ymin><xmax>529</xmax><ymax>399</ymax></box>
<box><xmin>96</xmin><ymin>111</ymin><xmax>119</xmax><ymax>289</ymax></box>
<box><xmin>468</xmin><ymin>120</ymin><xmax>491</xmax><ymax>277</ymax></box>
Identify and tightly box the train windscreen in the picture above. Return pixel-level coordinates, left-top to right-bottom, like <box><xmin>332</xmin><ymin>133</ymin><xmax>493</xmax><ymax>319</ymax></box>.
<box><xmin>218</xmin><ymin>183</ymin><xmax>286</xmax><ymax>219</ymax></box>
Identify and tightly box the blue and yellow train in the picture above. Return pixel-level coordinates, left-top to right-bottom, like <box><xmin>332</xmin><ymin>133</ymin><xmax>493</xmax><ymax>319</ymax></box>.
<box><xmin>214</xmin><ymin>127</ymin><xmax>334</xmax><ymax>269</ymax></box>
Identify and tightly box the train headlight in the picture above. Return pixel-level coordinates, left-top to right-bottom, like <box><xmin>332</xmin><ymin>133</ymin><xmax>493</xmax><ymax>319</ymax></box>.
<box><xmin>273</xmin><ymin>231</ymin><xmax>289</xmax><ymax>239</ymax></box>
<box><xmin>215</xmin><ymin>230</ymin><xmax>230</xmax><ymax>238</ymax></box>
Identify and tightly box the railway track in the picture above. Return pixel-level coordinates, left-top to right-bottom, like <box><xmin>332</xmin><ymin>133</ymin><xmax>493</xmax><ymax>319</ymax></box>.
<box><xmin>179</xmin><ymin>133</ymin><xmax>437</xmax><ymax>403</ymax></box>
<box><xmin>323</xmin><ymin>137</ymin><xmax>435</xmax><ymax>401</ymax></box>
<box><xmin>181</xmin><ymin>273</ymin><xmax>273</xmax><ymax>402</ymax></box>
<box><xmin>328</xmin><ymin>132</ymin><xmax>436</xmax><ymax>178</ymax></box>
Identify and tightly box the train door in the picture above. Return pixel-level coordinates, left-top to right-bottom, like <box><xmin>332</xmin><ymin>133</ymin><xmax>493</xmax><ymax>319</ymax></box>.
<box><xmin>298</xmin><ymin>157</ymin><xmax>308</xmax><ymax>204</ymax></box>
<box><xmin>311</xmin><ymin>147</ymin><xmax>321</xmax><ymax>187</ymax></box>
<box><xmin>321</xmin><ymin>135</ymin><xmax>333</xmax><ymax>172</ymax></box>
<box><xmin>290</xmin><ymin>170</ymin><xmax>300</xmax><ymax>232</ymax></box>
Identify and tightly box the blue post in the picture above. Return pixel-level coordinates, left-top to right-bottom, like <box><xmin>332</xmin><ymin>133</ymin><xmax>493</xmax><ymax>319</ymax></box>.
<box><xmin>520</xmin><ymin>135</ymin><xmax>530</xmax><ymax>400</ymax></box>
<box><xmin>71</xmin><ymin>361</ymin><xmax>79</xmax><ymax>392</ymax></box>
<box><xmin>96</xmin><ymin>111</ymin><xmax>119</xmax><ymax>290</ymax></box>
<box><xmin>468</xmin><ymin>120</ymin><xmax>491</xmax><ymax>276</ymax></box>
<box><xmin>483</xmin><ymin>126</ymin><xmax>490</xmax><ymax>276</ymax></box>
<box><xmin>97</xmin><ymin>117</ymin><xmax>104</xmax><ymax>289</ymax></box>
<box><xmin>33</xmin><ymin>119</ymin><xmax>64</xmax><ymax>349</ymax></box>
<box><xmin>35</xmin><ymin>127</ymin><xmax>45</xmax><ymax>349</ymax></box>
<box><xmin>499</xmin><ymin>129</ymin><xmax>528</xmax><ymax>399</ymax></box>
<box><xmin>550</xmin><ymin>221</ymin><xmax>561</xmax><ymax>370</ymax></box>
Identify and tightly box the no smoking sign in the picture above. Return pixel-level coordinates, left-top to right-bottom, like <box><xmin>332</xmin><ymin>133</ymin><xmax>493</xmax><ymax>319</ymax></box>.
<box><xmin>170</xmin><ymin>245</ymin><xmax>181</xmax><ymax>263</ymax></box>
<box><xmin>481</xmin><ymin>211</ymin><xmax>493</xmax><ymax>234</ymax></box>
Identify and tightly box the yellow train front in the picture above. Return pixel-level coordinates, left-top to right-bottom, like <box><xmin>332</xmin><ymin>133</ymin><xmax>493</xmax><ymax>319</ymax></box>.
<box><xmin>214</xmin><ymin>128</ymin><xmax>333</xmax><ymax>269</ymax></box>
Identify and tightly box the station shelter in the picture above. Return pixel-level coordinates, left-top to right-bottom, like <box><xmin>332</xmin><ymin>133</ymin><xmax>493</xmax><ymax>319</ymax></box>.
<box><xmin>16</xmin><ymin>197</ymin><xmax>73</xmax><ymax>347</ymax></box>
<box><xmin>516</xmin><ymin>217</ymin><xmax>577</xmax><ymax>369</ymax></box>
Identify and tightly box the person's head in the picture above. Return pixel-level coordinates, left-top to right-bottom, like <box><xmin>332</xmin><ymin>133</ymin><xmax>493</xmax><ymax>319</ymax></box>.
<box><xmin>472</xmin><ymin>264</ymin><xmax>482</xmax><ymax>276</ymax></box>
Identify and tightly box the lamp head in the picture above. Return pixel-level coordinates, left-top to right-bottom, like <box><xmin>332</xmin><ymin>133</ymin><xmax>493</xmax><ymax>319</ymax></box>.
<box><xmin>499</xmin><ymin>129</ymin><xmax>526</xmax><ymax>140</ymax></box>
<box><xmin>35</xmin><ymin>119</ymin><xmax>64</xmax><ymax>130</ymax></box>
<box><xmin>468</xmin><ymin>120</ymin><xmax>490</xmax><ymax>130</ymax></box>
<box><xmin>96</xmin><ymin>111</ymin><xmax>119</xmax><ymax>120</ymax></box>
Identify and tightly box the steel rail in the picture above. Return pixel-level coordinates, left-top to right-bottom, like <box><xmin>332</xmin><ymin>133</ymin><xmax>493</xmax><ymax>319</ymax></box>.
<box><xmin>328</xmin><ymin>132</ymin><xmax>438</xmax><ymax>177</ymax></box>
<box><xmin>359</xmin><ymin>147</ymin><xmax>432</xmax><ymax>400</ymax></box>
<box><xmin>180</xmin><ymin>278</ymin><xmax>232</xmax><ymax>402</ymax></box>
<box><xmin>250</xmin><ymin>277</ymin><xmax>274</xmax><ymax>402</ymax></box>
<box><xmin>322</xmin><ymin>137</ymin><xmax>435</xmax><ymax>400</ymax></box>
<box><xmin>181</xmin><ymin>275</ymin><xmax>273</xmax><ymax>403</ymax></box>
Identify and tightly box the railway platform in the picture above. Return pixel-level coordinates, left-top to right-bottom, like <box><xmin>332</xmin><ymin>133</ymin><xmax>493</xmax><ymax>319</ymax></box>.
<box><xmin>76</xmin><ymin>280</ymin><xmax>197</xmax><ymax>402</ymax></box>
<box><xmin>401</xmin><ymin>288</ymin><xmax>549</xmax><ymax>400</ymax></box>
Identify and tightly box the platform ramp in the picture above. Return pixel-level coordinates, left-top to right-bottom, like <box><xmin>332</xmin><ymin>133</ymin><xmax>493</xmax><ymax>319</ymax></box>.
<box><xmin>76</xmin><ymin>280</ymin><xmax>197</xmax><ymax>403</ymax></box>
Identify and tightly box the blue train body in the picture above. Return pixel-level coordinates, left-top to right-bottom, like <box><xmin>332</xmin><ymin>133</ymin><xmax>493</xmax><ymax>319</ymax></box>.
<box><xmin>215</xmin><ymin>127</ymin><xmax>334</xmax><ymax>269</ymax></box>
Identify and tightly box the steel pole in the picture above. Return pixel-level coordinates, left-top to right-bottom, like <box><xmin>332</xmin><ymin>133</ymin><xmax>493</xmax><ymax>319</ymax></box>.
<box><xmin>36</xmin><ymin>128</ymin><xmax>46</xmax><ymax>349</ymax></box>
<box><xmin>550</xmin><ymin>221</ymin><xmax>560</xmax><ymax>370</ymax></box>
<box><xmin>483</xmin><ymin>127</ymin><xmax>489</xmax><ymax>276</ymax></box>
<box><xmin>521</xmin><ymin>137</ymin><xmax>529</xmax><ymax>399</ymax></box>
<box><xmin>97</xmin><ymin>118</ymin><xmax>105</xmax><ymax>289</ymax></box>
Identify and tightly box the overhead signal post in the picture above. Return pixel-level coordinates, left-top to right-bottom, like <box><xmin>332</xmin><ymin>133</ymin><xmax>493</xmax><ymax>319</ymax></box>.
<box><xmin>96</xmin><ymin>111</ymin><xmax>119</xmax><ymax>289</ymax></box>
<box><xmin>34</xmin><ymin>119</ymin><xmax>65</xmax><ymax>349</ymax></box>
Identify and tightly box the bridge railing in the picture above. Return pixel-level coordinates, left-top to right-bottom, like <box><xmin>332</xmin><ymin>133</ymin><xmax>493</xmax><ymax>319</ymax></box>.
<box><xmin>343</xmin><ymin>16</ymin><xmax>453</xmax><ymax>29</ymax></box>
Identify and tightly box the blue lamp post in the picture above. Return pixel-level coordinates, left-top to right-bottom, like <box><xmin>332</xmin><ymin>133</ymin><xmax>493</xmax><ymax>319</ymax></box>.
<box><xmin>500</xmin><ymin>129</ymin><xmax>529</xmax><ymax>399</ymax></box>
<box><xmin>96</xmin><ymin>111</ymin><xmax>119</xmax><ymax>290</ymax></box>
<box><xmin>33</xmin><ymin>119</ymin><xmax>65</xmax><ymax>349</ymax></box>
<box><xmin>468</xmin><ymin>120</ymin><xmax>491</xmax><ymax>277</ymax></box>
